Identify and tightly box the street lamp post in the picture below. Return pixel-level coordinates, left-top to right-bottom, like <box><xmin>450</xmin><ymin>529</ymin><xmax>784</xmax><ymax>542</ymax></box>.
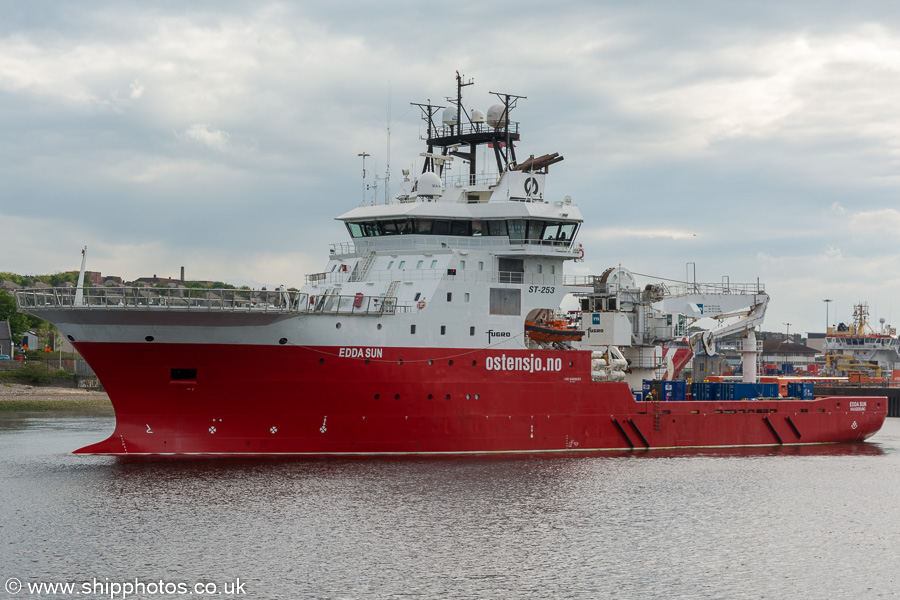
<box><xmin>823</xmin><ymin>299</ymin><xmax>832</xmax><ymax>334</ymax></box>
<box><xmin>783</xmin><ymin>322</ymin><xmax>792</xmax><ymax>340</ymax></box>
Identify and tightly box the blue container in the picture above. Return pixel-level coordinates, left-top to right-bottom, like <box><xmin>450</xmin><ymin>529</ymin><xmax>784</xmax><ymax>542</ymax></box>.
<box><xmin>787</xmin><ymin>382</ymin><xmax>814</xmax><ymax>399</ymax></box>
<box><xmin>691</xmin><ymin>382</ymin><xmax>721</xmax><ymax>401</ymax></box>
<box><xmin>670</xmin><ymin>380</ymin><xmax>687</xmax><ymax>401</ymax></box>
<box><xmin>756</xmin><ymin>383</ymin><xmax>778</xmax><ymax>398</ymax></box>
<box><xmin>644</xmin><ymin>379</ymin><xmax>688</xmax><ymax>401</ymax></box>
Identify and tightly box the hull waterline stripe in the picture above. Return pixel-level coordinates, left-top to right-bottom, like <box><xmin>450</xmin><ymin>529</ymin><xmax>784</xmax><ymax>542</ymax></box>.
<box><xmin>73</xmin><ymin>440</ymin><xmax>849</xmax><ymax>457</ymax></box>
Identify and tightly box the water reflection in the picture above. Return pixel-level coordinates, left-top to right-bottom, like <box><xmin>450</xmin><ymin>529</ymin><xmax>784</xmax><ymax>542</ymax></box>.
<box><xmin>2</xmin><ymin>415</ymin><xmax>899</xmax><ymax>600</ymax></box>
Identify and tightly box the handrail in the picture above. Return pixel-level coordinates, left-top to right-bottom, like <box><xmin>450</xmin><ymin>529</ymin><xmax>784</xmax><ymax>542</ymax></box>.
<box><xmin>563</xmin><ymin>276</ymin><xmax>765</xmax><ymax>295</ymax></box>
<box><xmin>15</xmin><ymin>287</ymin><xmax>404</xmax><ymax>316</ymax></box>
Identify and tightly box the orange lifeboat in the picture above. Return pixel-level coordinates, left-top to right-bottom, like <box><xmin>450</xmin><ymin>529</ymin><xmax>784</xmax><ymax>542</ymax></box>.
<box><xmin>525</xmin><ymin>319</ymin><xmax>584</xmax><ymax>343</ymax></box>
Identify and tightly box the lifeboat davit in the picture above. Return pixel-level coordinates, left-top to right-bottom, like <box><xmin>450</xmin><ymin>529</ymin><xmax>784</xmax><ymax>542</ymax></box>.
<box><xmin>525</xmin><ymin>319</ymin><xmax>585</xmax><ymax>343</ymax></box>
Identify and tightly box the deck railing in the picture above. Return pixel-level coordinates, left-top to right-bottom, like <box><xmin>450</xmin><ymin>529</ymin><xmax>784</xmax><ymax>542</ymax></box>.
<box><xmin>563</xmin><ymin>276</ymin><xmax>765</xmax><ymax>295</ymax></box>
<box><xmin>15</xmin><ymin>287</ymin><xmax>404</xmax><ymax>316</ymax></box>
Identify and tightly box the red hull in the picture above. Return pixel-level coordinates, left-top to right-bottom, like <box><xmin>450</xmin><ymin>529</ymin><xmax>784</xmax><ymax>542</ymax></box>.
<box><xmin>73</xmin><ymin>343</ymin><xmax>887</xmax><ymax>455</ymax></box>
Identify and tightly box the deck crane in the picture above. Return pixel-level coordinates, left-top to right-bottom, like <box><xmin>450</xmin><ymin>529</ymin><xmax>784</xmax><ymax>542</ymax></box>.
<box><xmin>572</xmin><ymin>267</ymin><xmax>769</xmax><ymax>387</ymax></box>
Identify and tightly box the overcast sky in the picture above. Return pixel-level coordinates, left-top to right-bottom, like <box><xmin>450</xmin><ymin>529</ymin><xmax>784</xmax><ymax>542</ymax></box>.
<box><xmin>3</xmin><ymin>1</ymin><xmax>900</xmax><ymax>336</ymax></box>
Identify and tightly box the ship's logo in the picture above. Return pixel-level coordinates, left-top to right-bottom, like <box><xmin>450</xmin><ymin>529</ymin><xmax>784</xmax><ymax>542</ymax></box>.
<box><xmin>486</xmin><ymin>330</ymin><xmax>511</xmax><ymax>345</ymax></box>
<box><xmin>320</xmin><ymin>416</ymin><xmax>328</xmax><ymax>433</ymax></box>
<box><xmin>524</xmin><ymin>177</ymin><xmax>539</xmax><ymax>196</ymax></box>
<box><xmin>851</xmin><ymin>421</ymin><xmax>858</xmax><ymax>430</ymax></box>
<box><xmin>592</xmin><ymin>314</ymin><xmax>600</xmax><ymax>325</ymax></box>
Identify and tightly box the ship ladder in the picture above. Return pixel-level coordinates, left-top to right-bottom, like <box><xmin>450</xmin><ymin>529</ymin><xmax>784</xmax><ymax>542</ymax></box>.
<box><xmin>351</xmin><ymin>250</ymin><xmax>377</xmax><ymax>282</ymax></box>
<box><xmin>653</xmin><ymin>398</ymin><xmax>662</xmax><ymax>431</ymax></box>
<box><xmin>382</xmin><ymin>281</ymin><xmax>401</xmax><ymax>313</ymax></box>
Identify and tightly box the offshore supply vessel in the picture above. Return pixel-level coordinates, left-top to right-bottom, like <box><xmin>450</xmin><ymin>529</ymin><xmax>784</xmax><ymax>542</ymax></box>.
<box><xmin>824</xmin><ymin>302</ymin><xmax>900</xmax><ymax>382</ymax></box>
<box><xmin>16</xmin><ymin>75</ymin><xmax>886</xmax><ymax>455</ymax></box>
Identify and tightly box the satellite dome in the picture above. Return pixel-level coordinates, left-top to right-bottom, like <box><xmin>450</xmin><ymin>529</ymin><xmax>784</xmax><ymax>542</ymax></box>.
<box><xmin>471</xmin><ymin>109</ymin><xmax>485</xmax><ymax>124</ymax></box>
<box><xmin>486</xmin><ymin>104</ymin><xmax>509</xmax><ymax>128</ymax></box>
<box><xmin>442</xmin><ymin>106</ymin><xmax>459</xmax><ymax>126</ymax></box>
<box><xmin>416</xmin><ymin>172</ymin><xmax>443</xmax><ymax>197</ymax></box>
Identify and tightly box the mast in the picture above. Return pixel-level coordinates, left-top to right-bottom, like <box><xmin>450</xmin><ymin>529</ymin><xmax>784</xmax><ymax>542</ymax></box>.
<box><xmin>413</xmin><ymin>73</ymin><xmax>524</xmax><ymax>183</ymax></box>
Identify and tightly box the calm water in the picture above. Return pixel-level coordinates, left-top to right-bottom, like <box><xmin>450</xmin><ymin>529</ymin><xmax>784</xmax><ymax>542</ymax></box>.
<box><xmin>1</xmin><ymin>415</ymin><xmax>899</xmax><ymax>600</ymax></box>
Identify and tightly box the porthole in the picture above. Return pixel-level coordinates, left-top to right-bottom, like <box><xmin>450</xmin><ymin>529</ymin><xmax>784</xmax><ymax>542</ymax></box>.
<box><xmin>67</xmin><ymin>334</ymin><xmax>75</xmax><ymax>342</ymax></box>
<box><xmin>569</xmin><ymin>361</ymin><xmax>574</xmax><ymax>367</ymax></box>
<box><xmin>428</xmin><ymin>359</ymin><xmax>433</xmax><ymax>366</ymax></box>
<box><xmin>428</xmin><ymin>394</ymin><xmax>433</xmax><ymax>399</ymax></box>
<box><xmin>375</xmin><ymin>394</ymin><xmax>380</xmax><ymax>400</ymax></box>
<box><xmin>318</xmin><ymin>358</ymin><xmax>325</xmax><ymax>364</ymax></box>
<box><xmin>336</xmin><ymin>322</ymin><xmax>342</xmax><ymax>329</ymax></box>
<box><xmin>398</xmin><ymin>359</ymin><xmax>403</xmax><ymax>365</ymax></box>
<box><xmin>145</xmin><ymin>336</ymin><xmax>154</xmax><ymax>342</ymax></box>
<box><xmin>365</xmin><ymin>359</ymin><xmax>370</xmax><ymax>365</ymax></box>
<box><xmin>394</xmin><ymin>394</ymin><xmax>400</xmax><ymax>400</ymax></box>
<box><xmin>448</xmin><ymin>360</ymin><xmax>454</xmax><ymax>366</ymax></box>
<box><xmin>471</xmin><ymin>360</ymin><xmax>477</xmax><ymax>366</ymax></box>
<box><xmin>475</xmin><ymin>394</ymin><xmax>480</xmax><ymax>400</ymax></box>
<box><xmin>466</xmin><ymin>394</ymin><xmax>471</xmax><ymax>400</ymax></box>
<box><xmin>446</xmin><ymin>394</ymin><xmax>451</xmax><ymax>400</ymax></box>
<box><xmin>279</xmin><ymin>337</ymin><xmax>288</xmax><ymax>345</ymax></box>
<box><xmin>377</xmin><ymin>323</ymin><xmax>382</xmax><ymax>330</ymax></box>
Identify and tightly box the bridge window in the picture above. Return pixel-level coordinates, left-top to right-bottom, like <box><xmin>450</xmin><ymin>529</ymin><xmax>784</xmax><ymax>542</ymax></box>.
<box><xmin>508</xmin><ymin>220</ymin><xmax>527</xmax><ymax>243</ymax></box>
<box><xmin>345</xmin><ymin>218</ymin><xmax>577</xmax><ymax>242</ymax></box>
<box><xmin>450</xmin><ymin>221</ymin><xmax>470</xmax><ymax>236</ymax></box>
<box><xmin>487</xmin><ymin>221</ymin><xmax>506</xmax><ymax>236</ymax></box>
